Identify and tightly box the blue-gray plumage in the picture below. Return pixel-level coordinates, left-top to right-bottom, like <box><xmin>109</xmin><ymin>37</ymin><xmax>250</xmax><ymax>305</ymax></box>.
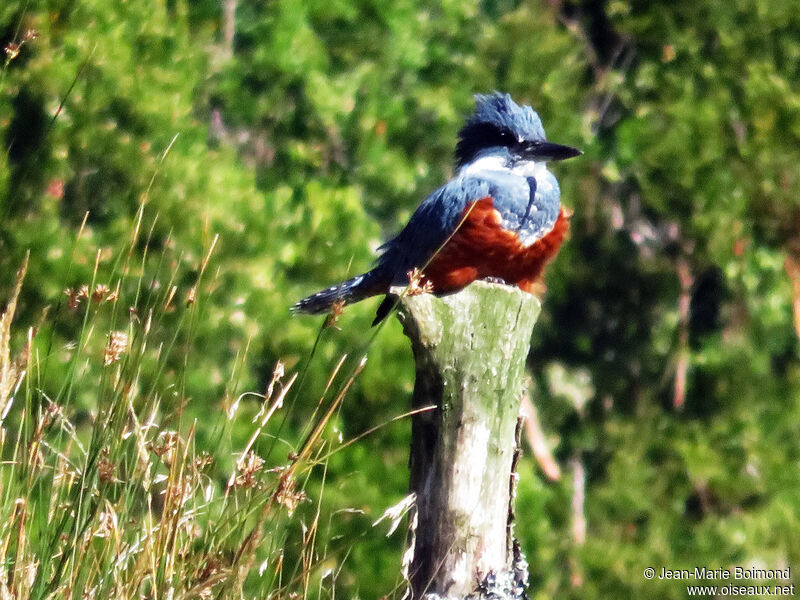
<box><xmin>292</xmin><ymin>92</ymin><xmax>580</xmax><ymax>324</ymax></box>
<box><xmin>374</xmin><ymin>169</ymin><xmax>559</xmax><ymax>284</ymax></box>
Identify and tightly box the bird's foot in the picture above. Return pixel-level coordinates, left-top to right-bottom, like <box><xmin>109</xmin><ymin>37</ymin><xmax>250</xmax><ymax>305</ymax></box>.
<box><xmin>481</xmin><ymin>276</ymin><xmax>508</xmax><ymax>285</ymax></box>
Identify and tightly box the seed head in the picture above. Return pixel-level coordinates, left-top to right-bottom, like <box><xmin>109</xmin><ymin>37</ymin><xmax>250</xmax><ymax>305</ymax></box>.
<box><xmin>4</xmin><ymin>43</ymin><xmax>20</xmax><ymax>61</ymax></box>
<box><xmin>97</xmin><ymin>457</ymin><xmax>116</xmax><ymax>484</ymax></box>
<box><xmin>406</xmin><ymin>268</ymin><xmax>434</xmax><ymax>296</ymax></box>
<box><xmin>234</xmin><ymin>451</ymin><xmax>265</xmax><ymax>488</ymax></box>
<box><xmin>273</xmin><ymin>476</ymin><xmax>306</xmax><ymax>515</ymax></box>
<box><xmin>323</xmin><ymin>298</ymin><xmax>346</xmax><ymax>330</ymax></box>
<box><xmin>92</xmin><ymin>284</ymin><xmax>111</xmax><ymax>302</ymax></box>
<box><xmin>64</xmin><ymin>288</ymin><xmax>82</xmax><ymax>310</ymax></box>
<box><xmin>104</xmin><ymin>331</ymin><xmax>128</xmax><ymax>365</ymax></box>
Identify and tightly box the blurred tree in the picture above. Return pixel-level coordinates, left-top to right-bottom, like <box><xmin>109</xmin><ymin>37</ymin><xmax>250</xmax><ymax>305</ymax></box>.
<box><xmin>1</xmin><ymin>0</ymin><xmax>799</xmax><ymax>597</ymax></box>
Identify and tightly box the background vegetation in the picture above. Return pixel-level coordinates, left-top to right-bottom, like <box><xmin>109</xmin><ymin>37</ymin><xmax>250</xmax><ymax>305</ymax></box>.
<box><xmin>1</xmin><ymin>0</ymin><xmax>799</xmax><ymax>598</ymax></box>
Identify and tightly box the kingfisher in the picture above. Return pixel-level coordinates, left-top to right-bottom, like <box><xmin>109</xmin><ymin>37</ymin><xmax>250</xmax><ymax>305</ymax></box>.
<box><xmin>292</xmin><ymin>92</ymin><xmax>581</xmax><ymax>324</ymax></box>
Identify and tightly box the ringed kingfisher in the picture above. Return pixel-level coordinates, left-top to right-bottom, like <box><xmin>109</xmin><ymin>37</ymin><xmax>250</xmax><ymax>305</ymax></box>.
<box><xmin>292</xmin><ymin>92</ymin><xmax>581</xmax><ymax>324</ymax></box>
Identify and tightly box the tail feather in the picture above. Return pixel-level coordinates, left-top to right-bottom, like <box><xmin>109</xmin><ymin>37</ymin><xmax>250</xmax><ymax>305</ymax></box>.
<box><xmin>291</xmin><ymin>271</ymin><xmax>385</xmax><ymax>315</ymax></box>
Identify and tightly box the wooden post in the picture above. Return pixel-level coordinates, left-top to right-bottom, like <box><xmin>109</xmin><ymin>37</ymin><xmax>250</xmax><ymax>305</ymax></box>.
<box><xmin>395</xmin><ymin>281</ymin><xmax>541</xmax><ymax>599</ymax></box>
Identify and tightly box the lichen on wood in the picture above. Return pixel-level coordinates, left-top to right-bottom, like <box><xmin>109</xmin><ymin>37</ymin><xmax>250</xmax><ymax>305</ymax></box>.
<box><xmin>394</xmin><ymin>281</ymin><xmax>541</xmax><ymax>599</ymax></box>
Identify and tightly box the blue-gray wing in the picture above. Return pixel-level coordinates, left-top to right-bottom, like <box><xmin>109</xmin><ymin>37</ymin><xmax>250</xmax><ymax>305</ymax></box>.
<box><xmin>375</xmin><ymin>171</ymin><xmax>561</xmax><ymax>284</ymax></box>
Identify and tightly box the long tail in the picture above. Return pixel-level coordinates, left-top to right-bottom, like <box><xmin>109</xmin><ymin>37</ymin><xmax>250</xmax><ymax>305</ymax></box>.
<box><xmin>291</xmin><ymin>270</ymin><xmax>387</xmax><ymax>315</ymax></box>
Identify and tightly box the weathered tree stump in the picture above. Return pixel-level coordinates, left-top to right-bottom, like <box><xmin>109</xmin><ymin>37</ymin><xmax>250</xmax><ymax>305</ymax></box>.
<box><xmin>395</xmin><ymin>281</ymin><xmax>541</xmax><ymax>599</ymax></box>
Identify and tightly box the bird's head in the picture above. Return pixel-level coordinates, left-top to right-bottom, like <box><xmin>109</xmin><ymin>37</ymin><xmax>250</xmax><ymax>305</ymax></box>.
<box><xmin>455</xmin><ymin>92</ymin><xmax>581</xmax><ymax>169</ymax></box>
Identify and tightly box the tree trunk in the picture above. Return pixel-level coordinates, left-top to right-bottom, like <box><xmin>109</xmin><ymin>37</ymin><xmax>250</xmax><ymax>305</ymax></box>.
<box><xmin>395</xmin><ymin>281</ymin><xmax>541</xmax><ymax>599</ymax></box>
<box><xmin>223</xmin><ymin>0</ymin><xmax>236</xmax><ymax>55</ymax></box>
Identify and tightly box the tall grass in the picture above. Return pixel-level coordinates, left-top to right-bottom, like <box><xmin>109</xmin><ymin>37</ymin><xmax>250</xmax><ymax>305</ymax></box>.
<box><xmin>0</xmin><ymin>212</ymin><xmax>379</xmax><ymax>600</ymax></box>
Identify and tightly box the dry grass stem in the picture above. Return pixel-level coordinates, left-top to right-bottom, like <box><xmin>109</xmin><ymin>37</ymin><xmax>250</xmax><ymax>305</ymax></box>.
<box><xmin>1</xmin><ymin>255</ymin><xmax>30</xmax><ymax>420</ymax></box>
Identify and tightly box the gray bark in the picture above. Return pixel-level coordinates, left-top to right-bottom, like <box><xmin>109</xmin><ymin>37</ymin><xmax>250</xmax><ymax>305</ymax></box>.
<box><xmin>223</xmin><ymin>0</ymin><xmax>236</xmax><ymax>55</ymax></box>
<box><xmin>395</xmin><ymin>281</ymin><xmax>541</xmax><ymax>599</ymax></box>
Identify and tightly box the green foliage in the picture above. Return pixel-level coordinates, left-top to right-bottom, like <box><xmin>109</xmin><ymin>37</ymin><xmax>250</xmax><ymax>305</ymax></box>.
<box><xmin>1</xmin><ymin>0</ymin><xmax>799</xmax><ymax>598</ymax></box>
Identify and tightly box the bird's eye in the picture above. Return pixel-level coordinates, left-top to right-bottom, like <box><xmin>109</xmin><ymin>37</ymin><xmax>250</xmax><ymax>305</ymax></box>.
<box><xmin>497</xmin><ymin>130</ymin><xmax>515</xmax><ymax>145</ymax></box>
